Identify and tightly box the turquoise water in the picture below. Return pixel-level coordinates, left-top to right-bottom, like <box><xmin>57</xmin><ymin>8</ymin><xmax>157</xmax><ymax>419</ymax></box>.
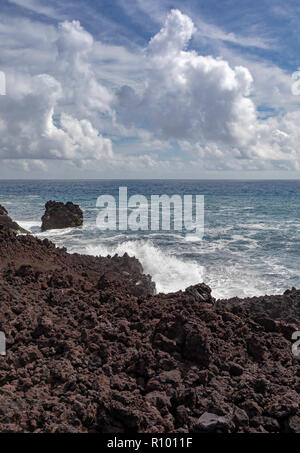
<box><xmin>0</xmin><ymin>179</ymin><xmax>299</xmax><ymax>299</ymax></box>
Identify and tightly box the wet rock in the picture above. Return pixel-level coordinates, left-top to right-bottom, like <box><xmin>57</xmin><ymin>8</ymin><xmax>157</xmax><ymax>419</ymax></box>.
<box><xmin>97</xmin><ymin>262</ymin><xmax>155</xmax><ymax>297</ymax></box>
<box><xmin>41</xmin><ymin>201</ymin><xmax>83</xmax><ymax>231</ymax></box>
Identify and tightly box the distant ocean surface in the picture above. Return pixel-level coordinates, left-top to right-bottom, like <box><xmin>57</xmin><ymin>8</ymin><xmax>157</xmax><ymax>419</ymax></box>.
<box><xmin>0</xmin><ymin>179</ymin><xmax>299</xmax><ymax>299</ymax></box>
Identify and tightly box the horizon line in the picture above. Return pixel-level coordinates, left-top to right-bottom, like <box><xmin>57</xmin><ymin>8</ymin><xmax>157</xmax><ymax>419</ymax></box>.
<box><xmin>0</xmin><ymin>178</ymin><xmax>299</xmax><ymax>182</ymax></box>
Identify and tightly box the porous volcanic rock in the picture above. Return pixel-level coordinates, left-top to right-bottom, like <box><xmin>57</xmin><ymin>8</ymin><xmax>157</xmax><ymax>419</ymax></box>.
<box><xmin>0</xmin><ymin>205</ymin><xmax>28</xmax><ymax>234</ymax></box>
<box><xmin>41</xmin><ymin>201</ymin><xmax>83</xmax><ymax>231</ymax></box>
<box><xmin>192</xmin><ymin>412</ymin><xmax>233</xmax><ymax>433</ymax></box>
<box><xmin>0</xmin><ymin>225</ymin><xmax>299</xmax><ymax>433</ymax></box>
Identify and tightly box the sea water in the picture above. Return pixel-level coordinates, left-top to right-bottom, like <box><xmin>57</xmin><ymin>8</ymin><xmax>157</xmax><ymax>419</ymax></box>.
<box><xmin>0</xmin><ymin>179</ymin><xmax>299</xmax><ymax>299</ymax></box>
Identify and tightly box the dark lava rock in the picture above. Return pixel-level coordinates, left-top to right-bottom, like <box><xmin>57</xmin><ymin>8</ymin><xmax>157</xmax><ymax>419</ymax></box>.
<box><xmin>0</xmin><ymin>205</ymin><xmax>7</xmax><ymax>216</ymax></box>
<box><xmin>192</xmin><ymin>412</ymin><xmax>233</xmax><ymax>433</ymax></box>
<box><xmin>0</xmin><ymin>226</ymin><xmax>299</xmax><ymax>433</ymax></box>
<box><xmin>182</xmin><ymin>322</ymin><xmax>211</xmax><ymax>367</ymax></box>
<box><xmin>0</xmin><ymin>205</ymin><xmax>29</xmax><ymax>234</ymax></box>
<box><xmin>41</xmin><ymin>201</ymin><xmax>83</xmax><ymax>231</ymax></box>
<box><xmin>185</xmin><ymin>283</ymin><xmax>214</xmax><ymax>304</ymax></box>
<box><xmin>250</xmin><ymin>416</ymin><xmax>280</xmax><ymax>433</ymax></box>
<box><xmin>233</xmin><ymin>407</ymin><xmax>249</xmax><ymax>428</ymax></box>
<box><xmin>229</xmin><ymin>362</ymin><xmax>244</xmax><ymax>377</ymax></box>
<box><xmin>287</xmin><ymin>415</ymin><xmax>300</xmax><ymax>433</ymax></box>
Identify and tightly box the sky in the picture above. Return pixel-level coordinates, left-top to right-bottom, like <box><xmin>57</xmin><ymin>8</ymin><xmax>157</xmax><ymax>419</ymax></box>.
<box><xmin>0</xmin><ymin>0</ymin><xmax>300</xmax><ymax>179</ymax></box>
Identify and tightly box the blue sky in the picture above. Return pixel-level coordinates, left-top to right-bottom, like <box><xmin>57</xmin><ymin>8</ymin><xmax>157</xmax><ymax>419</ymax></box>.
<box><xmin>0</xmin><ymin>0</ymin><xmax>300</xmax><ymax>178</ymax></box>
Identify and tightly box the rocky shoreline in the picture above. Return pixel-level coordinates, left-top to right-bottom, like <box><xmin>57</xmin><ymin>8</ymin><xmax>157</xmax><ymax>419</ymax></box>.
<box><xmin>0</xmin><ymin>207</ymin><xmax>299</xmax><ymax>433</ymax></box>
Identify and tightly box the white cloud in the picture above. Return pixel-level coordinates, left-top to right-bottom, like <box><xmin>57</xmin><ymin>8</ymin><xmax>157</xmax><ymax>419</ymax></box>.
<box><xmin>115</xmin><ymin>9</ymin><xmax>300</xmax><ymax>170</ymax></box>
<box><xmin>3</xmin><ymin>158</ymin><xmax>48</xmax><ymax>172</ymax></box>
<box><xmin>118</xmin><ymin>0</ymin><xmax>273</xmax><ymax>50</ymax></box>
<box><xmin>0</xmin><ymin>18</ymin><xmax>114</xmax><ymax>163</ymax></box>
<box><xmin>117</xmin><ymin>10</ymin><xmax>257</xmax><ymax>149</ymax></box>
<box><xmin>1</xmin><ymin>7</ymin><xmax>300</xmax><ymax>175</ymax></box>
<box><xmin>8</xmin><ymin>0</ymin><xmax>61</xmax><ymax>19</ymax></box>
<box><xmin>193</xmin><ymin>16</ymin><xmax>273</xmax><ymax>50</ymax></box>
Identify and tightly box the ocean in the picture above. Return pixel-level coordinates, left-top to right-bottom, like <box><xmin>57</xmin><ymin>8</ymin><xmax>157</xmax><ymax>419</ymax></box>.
<box><xmin>0</xmin><ymin>179</ymin><xmax>299</xmax><ymax>299</ymax></box>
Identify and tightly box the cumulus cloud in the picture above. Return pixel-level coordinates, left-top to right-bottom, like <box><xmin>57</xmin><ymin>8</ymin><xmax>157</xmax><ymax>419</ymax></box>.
<box><xmin>116</xmin><ymin>9</ymin><xmax>300</xmax><ymax>169</ymax></box>
<box><xmin>117</xmin><ymin>9</ymin><xmax>257</xmax><ymax>148</ymax></box>
<box><xmin>0</xmin><ymin>19</ymin><xmax>114</xmax><ymax>163</ymax></box>
<box><xmin>1</xmin><ymin>7</ymin><xmax>300</xmax><ymax>174</ymax></box>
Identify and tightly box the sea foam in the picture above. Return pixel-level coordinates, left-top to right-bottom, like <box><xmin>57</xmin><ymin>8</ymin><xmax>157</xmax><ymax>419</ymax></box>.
<box><xmin>86</xmin><ymin>240</ymin><xmax>204</xmax><ymax>294</ymax></box>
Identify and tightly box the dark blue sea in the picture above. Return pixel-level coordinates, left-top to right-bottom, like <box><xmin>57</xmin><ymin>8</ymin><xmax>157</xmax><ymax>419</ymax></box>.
<box><xmin>0</xmin><ymin>179</ymin><xmax>299</xmax><ymax>299</ymax></box>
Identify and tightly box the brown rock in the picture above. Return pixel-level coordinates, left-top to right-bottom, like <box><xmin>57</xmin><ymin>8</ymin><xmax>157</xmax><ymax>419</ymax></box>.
<box><xmin>192</xmin><ymin>412</ymin><xmax>233</xmax><ymax>433</ymax></box>
<box><xmin>0</xmin><ymin>205</ymin><xmax>29</xmax><ymax>234</ymax></box>
<box><xmin>41</xmin><ymin>201</ymin><xmax>83</xmax><ymax>231</ymax></box>
<box><xmin>0</xmin><ymin>225</ymin><xmax>298</xmax><ymax>433</ymax></box>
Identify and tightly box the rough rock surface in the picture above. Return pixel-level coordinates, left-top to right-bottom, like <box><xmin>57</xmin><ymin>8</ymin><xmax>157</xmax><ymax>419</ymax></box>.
<box><xmin>193</xmin><ymin>412</ymin><xmax>233</xmax><ymax>433</ymax></box>
<box><xmin>0</xmin><ymin>205</ymin><xmax>28</xmax><ymax>234</ymax></box>
<box><xmin>0</xmin><ymin>226</ymin><xmax>299</xmax><ymax>433</ymax></box>
<box><xmin>41</xmin><ymin>201</ymin><xmax>83</xmax><ymax>231</ymax></box>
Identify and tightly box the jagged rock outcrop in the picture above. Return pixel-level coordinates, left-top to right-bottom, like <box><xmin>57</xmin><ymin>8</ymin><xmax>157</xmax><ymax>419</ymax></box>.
<box><xmin>41</xmin><ymin>201</ymin><xmax>83</xmax><ymax>231</ymax></box>
<box><xmin>0</xmin><ymin>226</ymin><xmax>299</xmax><ymax>433</ymax></box>
<box><xmin>0</xmin><ymin>205</ymin><xmax>28</xmax><ymax>234</ymax></box>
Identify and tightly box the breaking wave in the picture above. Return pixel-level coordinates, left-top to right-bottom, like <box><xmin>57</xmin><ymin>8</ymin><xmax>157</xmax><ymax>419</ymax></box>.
<box><xmin>86</xmin><ymin>240</ymin><xmax>204</xmax><ymax>294</ymax></box>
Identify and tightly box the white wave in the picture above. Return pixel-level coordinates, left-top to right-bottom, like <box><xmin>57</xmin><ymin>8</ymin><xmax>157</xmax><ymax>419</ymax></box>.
<box><xmin>86</xmin><ymin>240</ymin><xmax>204</xmax><ymax>294</ymax></box>
<box><xmin>184</xmin><ymin>234</ymin><xmax>204</xmax><ymax>242</ymax></box>
<box><xmin>17</xmin><ymin>220</ymin><xmax>41</xmax><ymax>233</ymax></box>
<box><xmin>239</xmin><ymin>223</ymin><xmax>270</xmax><ymax>229</ymax></box>
<box><xmin>16</xmin><ymin>220</ymin><xmax>79</xmax><ymax>237</ymax></box>
<box><xmin>37</xmin><ymin>227</ymin><xmax>77</xmax><ymax>237</ymax></box>
<box><xmin>0</xmin><ymin>200</ymin><xmax>13</xmax><ymax>205</ymax></box>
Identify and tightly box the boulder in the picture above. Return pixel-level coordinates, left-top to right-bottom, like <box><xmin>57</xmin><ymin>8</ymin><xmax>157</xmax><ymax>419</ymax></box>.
<box><xmin>192</xmin><ymin>412</ymin><xmax>233</xmax><ymax>433</ymax></box>
<box><xmin>41</xmin><ymin>201</ymin><xmax>83</xmax><ymax>231</ymax></box>
<box><xmin>0</xmin><ymin>204</ymin><xmax>29</xmax><ymax>234</ymax></box>
<box><xmin>288</xmin><ymin>415</ymin><xmax>300</xmax><ymax>433</ymax></box>
<box><xmin>0</xmin><ymin>205</ymin><xmax>8</xmax><ymax>216</ymax></box>
<box><xmin>228</xmin><ymin>361</ymin><xmax>244</xmax><ymax>377</ymax></box>
<box><xmin>185</xmin><ymin>283</ymin><xmax>215</xmax><ymax>304</ymax></box>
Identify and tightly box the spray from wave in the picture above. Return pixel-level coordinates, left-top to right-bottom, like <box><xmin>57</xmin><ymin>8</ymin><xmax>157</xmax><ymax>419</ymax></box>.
<box><xmin>86</xmin><ymin>240</ymin><xmax>204</xmax><ymax>294</ymax></box>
